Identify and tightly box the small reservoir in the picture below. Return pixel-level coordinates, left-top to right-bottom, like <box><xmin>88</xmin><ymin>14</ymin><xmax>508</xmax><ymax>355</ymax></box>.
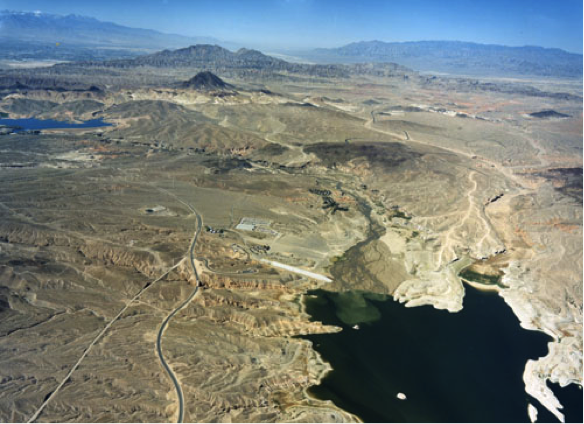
<box><xmin>301</xmin><ymin>285</ymin><xmax>582</xmax><ymax>422</ymax></box>
<box><xmin>0</xmin><ymin>117</ymin><xmax>111</xmax><ymax>132</ymax></box>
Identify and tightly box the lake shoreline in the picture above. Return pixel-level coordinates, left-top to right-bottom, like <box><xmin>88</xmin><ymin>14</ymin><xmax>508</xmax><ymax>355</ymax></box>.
<box><xmin>299</xmin><ymin>284</ymin><xmax>562</xmax><ymax>422</ymax></box>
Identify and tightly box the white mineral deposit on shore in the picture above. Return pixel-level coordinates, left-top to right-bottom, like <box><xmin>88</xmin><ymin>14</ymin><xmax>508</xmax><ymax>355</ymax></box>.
<box><xmin>528</xmin><ymin>403</ymin><xmax>538</xmax><ymax>423</ymax></box>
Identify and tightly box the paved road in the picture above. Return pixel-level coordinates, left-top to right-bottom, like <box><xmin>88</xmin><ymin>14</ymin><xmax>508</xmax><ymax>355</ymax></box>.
<box><xmin>155</xmin><ymin>194</ymin><xmax>202</xmax><ymax>424</ymax></box>
<box><xmin>26</xmin><ymin>264</ymin><xmax>181</xmax><ymax>423</ymax></box>
<box><xmin>198</xmin><ymin>256</ymin><xmax>258</xmax><ymax>276</ymax></box>
<box><xmin>26</xmin><ymin>186</ymin><xmax>203</xmax><ymax>424</ymax></box>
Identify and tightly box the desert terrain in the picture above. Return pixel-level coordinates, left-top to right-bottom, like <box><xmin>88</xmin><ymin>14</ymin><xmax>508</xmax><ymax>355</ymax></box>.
<box><xmin>0</xmin><ymin>46</ymin><xmax>581</xmax><ymax>422</ymax></box>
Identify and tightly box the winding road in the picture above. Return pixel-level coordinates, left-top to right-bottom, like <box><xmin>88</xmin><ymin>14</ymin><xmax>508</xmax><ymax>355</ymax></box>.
<box><xmin>26</xmin><ymin>188</ymin><xmax>203</xmax><ymax>424</ymax></box>
<box><xmin>26</xmin><ymin>264</ymin><xmax>182</xmax><ymax>423</ymax></box>
<box><xmin>154</xmin><ymin>189</ymin><xmax>203</xmax><ymax>424</ymax></box>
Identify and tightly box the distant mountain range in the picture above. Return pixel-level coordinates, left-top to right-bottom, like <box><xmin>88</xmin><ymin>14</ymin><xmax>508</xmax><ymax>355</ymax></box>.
<box><xmin>301</xmin><ymin>40</ymin><xmax>583</xmax><ymax>78</ymax></box>
<box><xmin>1</xmin><ymin>10</ymin><xmax>581</xmax><ymax>79</ymax></box>
<box><xmin>0</xmin><ymin>10</ymin><xmax>236</xmax><ymax>62</ymax></box>
<box><xmin>2</xmin><ymin>43</ymin><xmax>580</xmax><ymax>104</ymax></box>
<box><xmin>0</xmin><ymin>44</ymin><xmax>411</xmax><ymax>90</ymax></box>
<box><xmin>47</xmin><ymin>44</ymin><xmax>360</xmax><ymax>79</ymax></box>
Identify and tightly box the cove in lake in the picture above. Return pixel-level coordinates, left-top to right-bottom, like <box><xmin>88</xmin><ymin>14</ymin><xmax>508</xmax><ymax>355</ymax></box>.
<box><xmin>0</xmin><ymin>117</ymin><xmax>111</xmax><ymax>132</ymax></box>
<box><xmin>301</xmin><ymin>285</ymin><xmax>582</xmax><ymax>422</ymax></box>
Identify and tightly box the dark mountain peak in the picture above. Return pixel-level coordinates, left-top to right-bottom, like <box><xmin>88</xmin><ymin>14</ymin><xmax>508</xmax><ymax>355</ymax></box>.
<box><xmin>528</xmin><ymin>110</ymin><xmax>570</xmax><ymax>119</ymax></box>
<box><xmin>234</xmin><ymin>48</ymin><xmax>283</xmax><ymax>64</ymax></box>
<box><xmin>181</xmin><ymin>71</ymin><xmax>231</xmax><ymax>90</ymax></box>
<box><xmin>184</xmin><ymin>44</ymin><xmax>230</xmax><ymax>54</ymax></box>
<box><xmin>151</xmin><ymin>44</ymin><xmax>234</xmax><ymax>63</ymax></box>
<box><xmin>46</xmin><ymin>43</ymin><xmax>356</xmax><ymax>79</ymax></box>
<box><xmin>235</xmin><ymin>48</ymin><xmax>254</xmax><ymax>55</ymax></box>
<box><xmin>113</xmin><ymin>44</ymin><xmax>333</xmax><ymax>75</ymax></box>
<box><xmin>235</xmin><ymin>48</ymin><xmax>264</xmax><ymax>57</ymax></box>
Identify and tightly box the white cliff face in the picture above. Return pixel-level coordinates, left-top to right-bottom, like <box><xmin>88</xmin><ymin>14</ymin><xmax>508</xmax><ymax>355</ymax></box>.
<box><xmin>524</xmin><ymin>359</ymin><xmax>564</xmax><ymax>423</ymax></box>
<box><xmin>393</xmin><ymin>262</ymin><xmax>468</xmax><ymax>312</ymax></box>
<box><xmin>501</xmin><ymin>252</ymin><xmax>582</xmax><ymax>423</ymax></box>
<box><xmin>390</xmin><ymin>179</ymin><xmax>583</xmax><ymax>422</ymax></box>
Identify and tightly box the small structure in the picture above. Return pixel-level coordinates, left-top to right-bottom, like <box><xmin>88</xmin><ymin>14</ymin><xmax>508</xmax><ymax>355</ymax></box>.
<box><xmin>251</xmin><ymin>244</ymin><xmax>270</xmax><ymax>254</ymax></box>
<box><xmin>239</xmin><ymin>217</ymin><xmax>271</xmax><ymax>226</ymax></box>
<box><xmin>205</xmin><ymin>226</ymin><xmax>224</xmax><ymax>234</ymax></box>
<box><xmin>235</xmin><ymin>223</ymin><xmax>255</xmax><ymax>232</ymax></box>
<box><xmin>145</xmin><ymin>205</ymin><xmax>166</xmax><ymax>213</ymax></box>
<box><xmin>235</xmin><ymin>217</ymin><xmax>278</xmax><ymax>236</ymax></box>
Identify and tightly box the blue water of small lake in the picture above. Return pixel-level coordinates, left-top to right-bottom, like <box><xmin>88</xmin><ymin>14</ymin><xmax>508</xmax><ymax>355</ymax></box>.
<box><xmin>0</xmin><ymin>117</ymin><xmax>111</xmax><ymax>131</ymax></box>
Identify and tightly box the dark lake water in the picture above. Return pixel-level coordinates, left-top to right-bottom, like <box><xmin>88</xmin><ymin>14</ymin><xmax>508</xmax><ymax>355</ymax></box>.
<box><xmin>301</xmin><ymin>285</ymin><xmax>582</xmax><ymax>422</ymax></box>
<box><xmin>0</xmin><ymin>117</ymin><xmax>111</xmax><ymax>131</ymax></box>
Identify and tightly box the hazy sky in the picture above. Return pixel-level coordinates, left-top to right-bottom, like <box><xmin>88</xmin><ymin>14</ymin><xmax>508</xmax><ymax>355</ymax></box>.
<box><xmin>1</xmin><ymin>0</ymin><xmax>582</xmax><ymax>52</ymax></box>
